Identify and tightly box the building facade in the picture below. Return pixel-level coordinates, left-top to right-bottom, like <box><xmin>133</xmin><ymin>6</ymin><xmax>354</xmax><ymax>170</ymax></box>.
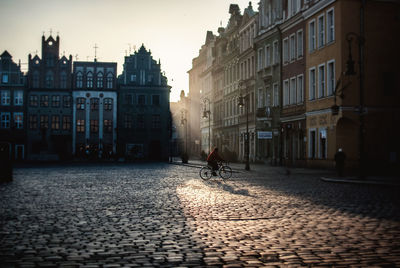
<box><xmin>0</xmin><ymin>51</ymin><xmax>26</xmax><ymax>160</ymax></box>
<box><xmin>281</xmin><ymin>0</ymin><xmax>307</xmax><ymax>167</ymax></box>
<box><xmin>26</xmin><ymin>35</ymin><xmax>73</xmax><ymax>161</ymax></box>
<box><xmin>72</xmin><ymin>60</ymin><xmax>117</xmax><ymax>159</ymax></box>
<box><xmin>254</xmin><ymin>0</ymin><xmax>283</xmax><ymax>165</ymax></box>
<box><xmin>117</xmin><ymin>45</ymin><xmax>170</xmax><ymax>161</ymax></box>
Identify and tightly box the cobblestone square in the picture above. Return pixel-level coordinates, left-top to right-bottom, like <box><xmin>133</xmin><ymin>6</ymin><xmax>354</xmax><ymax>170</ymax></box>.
<box><xmin>1</xmin><ymin>163</ymin><xmax>400</xmax><ymax>267</ymax></box>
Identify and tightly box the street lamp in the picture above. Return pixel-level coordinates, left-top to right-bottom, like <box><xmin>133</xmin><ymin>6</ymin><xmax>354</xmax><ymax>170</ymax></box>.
<box><xmin>202</xmin><ymin>98</ymin><xmax>211</xmax><ymax>155</ymax></box>
<box><xmin>238</xmin><ymin>93</ymin><xmax>250</xmax><ymax>171</ymax></box>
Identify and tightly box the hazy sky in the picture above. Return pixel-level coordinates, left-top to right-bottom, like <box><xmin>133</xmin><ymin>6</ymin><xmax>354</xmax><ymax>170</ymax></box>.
<box><xmin>0</xmin><ymin>0</ymin><xmax>255</xmax><ymax>102</ymax></box>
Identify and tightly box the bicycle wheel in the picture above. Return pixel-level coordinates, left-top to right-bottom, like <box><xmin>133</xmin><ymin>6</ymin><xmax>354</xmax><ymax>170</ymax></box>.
<box><xmin>200</xmin><ymin>166</ymin><xmax>212</xmax><ymax>180</ymax></box>
<box><xmin>219</xmin><ymin>165</ymin><xmax>232</xmax><ymax>180</ymax></box>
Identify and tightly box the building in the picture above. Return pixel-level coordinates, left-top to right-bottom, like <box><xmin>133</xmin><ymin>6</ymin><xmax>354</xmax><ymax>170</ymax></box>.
<box><xmin>0</xmin><ymin>51</ymin><xmax>26</xmax><ymax>160</ymax></box>
<box><xmin>26</xmin><ymin>35</ymin><xmax>73</xmax><ymax>161</ymax></box>
<box><xmin>238</xmin><ymin>2</ymin><xmax>257</xmax><ymax>163</ymax></box>
<box><xmin>280</xmin><ymin>0</ymin><xmax>307</xmax><ymax>167</ymax></box>
<box><xmin>72</xmin><ymin>59</ymin><xmax>117</xmax><ymax>159</ymax></box>
<box><xmin>189</xmin><ymin>31</ymin><xmax>215</xmax><ymax>156</ymax></box>
<box><xmin>117</xmin><ymin>44</ymin><xmax>171</xmax><ymax>161</ymax></box>
<box><xmin>254</xmin><ymin>0</ymin><xmax>283</xmax><ymax>165</ymax></box>
<box><xmin>304</xmin><ymin>0</ymin><xmax>400</xmax><ymax>173</ymax></box>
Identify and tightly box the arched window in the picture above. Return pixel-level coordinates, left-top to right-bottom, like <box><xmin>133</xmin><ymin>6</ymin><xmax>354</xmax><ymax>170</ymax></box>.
<box><xmin>33</xmin><ymin>71</ymin><xmax>40</xmax><ymax>88</ymax></box>
<box><xmin>76</xmin><ymin>72</ymin><xmax>83</xmax><ymax>88</ymax></box>
<box><xmin>97</xmin><ymin>72</ymin><xmax>103</xmax><ymax>88</ymax></box>
<box><xmin>45</xmin><ymin>71</ymin><xmax>54</xmax><ymax>88</ymax></box>
<box><xmin>87</xmin><ymin>72</ymin><xmax>93</xmax><ymax>88</ymax></box>
<box><xmin>60</xmin><ymin>71</ymin><xmax>67</xmax><ymax>89</ymax></box>
<box><xmin>106</xmin><ymin>73</ymin><xmax>113</xmax><ymax>89</ymax></box>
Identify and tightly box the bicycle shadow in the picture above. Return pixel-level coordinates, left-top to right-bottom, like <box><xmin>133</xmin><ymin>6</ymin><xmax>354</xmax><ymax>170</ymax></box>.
<box><xmin>203</xmin><ymin>179</ymin><xmax>252</xmax><ymax>197</ymax></box>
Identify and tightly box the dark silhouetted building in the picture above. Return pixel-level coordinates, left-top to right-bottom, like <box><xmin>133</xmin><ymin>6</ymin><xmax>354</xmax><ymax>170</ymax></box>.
<box><xmin>0</xmin><ymin>50</ymin><xmax>26</xmax><ymax>160</ymax></box>
<box><xmin>117</xmin><ymin>44</ymin><xmax>171</xmax><ymax>160</ymax></box>
<box><xmin>26</xmin><ymin>35</ymin><xmax>73</xmax><ymax>160</ymax></box>
<box><xmin>72</xmin><ymin>60</ymin><xmax>117</xmax><ymax>159</ymax></box>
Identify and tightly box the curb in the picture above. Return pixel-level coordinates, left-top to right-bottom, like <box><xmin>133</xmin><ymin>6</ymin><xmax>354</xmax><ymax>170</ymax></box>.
<box><xmin>320</xmin><ymin>177</ymin><xmax>400</xmax><ymax>186</ymax></box>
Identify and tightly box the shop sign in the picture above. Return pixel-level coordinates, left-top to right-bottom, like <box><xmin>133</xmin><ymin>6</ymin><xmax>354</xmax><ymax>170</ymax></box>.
<box><xmin>258</xmin><ymin>131</ymin><xmax>272</xmax><ymax>139</ymax></box>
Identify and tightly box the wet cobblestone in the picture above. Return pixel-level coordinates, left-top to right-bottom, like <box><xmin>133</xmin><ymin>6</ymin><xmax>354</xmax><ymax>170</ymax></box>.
<box><xmin>1</xmin><ymin>163</ymin><xmax>399</xmax><ymax>267</ymax></box>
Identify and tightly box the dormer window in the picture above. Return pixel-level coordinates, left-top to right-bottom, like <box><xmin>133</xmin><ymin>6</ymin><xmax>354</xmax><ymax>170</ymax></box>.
<box><xmin>87</xmin><ymin>72</ymin><xmax>93</xmax><ymax>88</ymax></box>
<box><xmin>97</xmin><ymin>73</ymin><xmax>103</xmax><ymax>88</ymax></box>
<box><xmin>76</xmin><ymin>72</ymin><xmax>83</xmax><ymax>88</ymax></box>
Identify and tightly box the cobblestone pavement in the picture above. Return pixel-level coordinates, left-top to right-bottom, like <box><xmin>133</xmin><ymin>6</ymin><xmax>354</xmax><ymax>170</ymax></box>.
<box><xmin>1</xmin><ymin>163</ymin><xmax>400</xmax><ymax>267</ymax></box>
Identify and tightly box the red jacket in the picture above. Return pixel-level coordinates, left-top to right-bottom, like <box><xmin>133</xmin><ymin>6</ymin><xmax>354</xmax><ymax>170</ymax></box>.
<box><xmin>207</xmin><ymin>149</ymin><xmax>223</xmax><ymax>162</ymax></box>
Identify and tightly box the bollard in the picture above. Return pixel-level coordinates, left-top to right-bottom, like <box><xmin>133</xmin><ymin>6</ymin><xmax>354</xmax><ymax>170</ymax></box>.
<box><xmin>0</xmin><ymin>142</ymin><xmax>13</xmax><ymax>182</ymax></box>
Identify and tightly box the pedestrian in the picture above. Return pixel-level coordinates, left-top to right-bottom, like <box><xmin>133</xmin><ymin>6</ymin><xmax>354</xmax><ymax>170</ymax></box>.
<box><xmin>207</xmin><ymin>147</ymin><xmax>224</xmax><ymax>176</ymax></box>
<box><xmin>334</xmin><ymin>148</ymin><xmax>346</xmax><ymax>177</ymax></box>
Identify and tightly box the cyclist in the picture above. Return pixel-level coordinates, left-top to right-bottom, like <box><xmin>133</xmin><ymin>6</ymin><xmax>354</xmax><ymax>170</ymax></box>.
<box><xmin>207</xmin><ymin>147</ymin><xmax>224</xmax><ymax>176</ymax></box>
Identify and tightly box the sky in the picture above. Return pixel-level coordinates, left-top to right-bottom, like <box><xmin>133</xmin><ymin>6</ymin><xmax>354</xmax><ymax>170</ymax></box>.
<box><xmin>0</xmin><ymin>0</ymin><xmax>256</xmax><ymax>102</ymax></box>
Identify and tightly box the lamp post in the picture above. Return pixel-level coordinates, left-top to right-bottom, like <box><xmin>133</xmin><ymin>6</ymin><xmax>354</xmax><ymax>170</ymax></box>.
<box><xmin>180</xmin><ymin>109</ymin><xmax>187</xmax><ymax>154</ymax></box>
<box><xmin>202</xmin><ymin>98</ymin><xmax>211</xmax><ymax>155</ymax></box>
<box><xmin>238</xmin><ymin>93</ymin><xmax>250</xmax><ymax>171</ymax></box>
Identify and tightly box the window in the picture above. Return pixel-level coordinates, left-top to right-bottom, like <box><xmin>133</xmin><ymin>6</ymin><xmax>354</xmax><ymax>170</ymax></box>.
<box><xmin>2</xmin><ymin>73</ymin><xmax>8</xmax><ymax>83</ymax></box>
<box><xmin>45</xmin><ymin>71</ymin><xmax>54</xmax><ymax>88</ymax></box>
<box><xmin>0</xmin><ymin>112</ymin><xmax>10</xmax><ymax>128</ymax></box>
<box><xmin>76</xmin><ymin>119</ymin><xmax>85</xmax><ymax>133</ymax></box>
<box><xmin>51</xmin><ymin>115</ymin><xmax>60</xmax><ymax>130</ymax></box>
<box><xmin>309</xmin><ymin>129</ymin><xmax>317</xmax><ymax>159</ymax></box>
<box><xmin>309</xmin><ymin>20</ymin><xmax>316</xmax><ymax>52</ymax></box>
<box><xmin>62</xmin><ymin>116</ymin><xmax>71</xmax><ymax>130</ymax></box>
<box><xmin>327</xmin><ymin>8</ymin><xmax>335</xmax><ymax>43</ymax></box>
<box><xmin>290</xmin><ymin>77</ymin><xmax>296</xmax><ymax>104</ymax></box>
<box><xmin>265</xmin><ymin>45</ymin><xmax>271</xmax><ymax>67</ymax></box>
<box><xmin>318</xmin><ymin>64</ymin><xmax>325</xmax><ymax>98</ymax></box>
<box><xmin>319</xmin><ymin>128</ymin><xmax>327</xmax><ymax>159</ymax></box>
<box><xmin>60</xmin><ymin>72</ymin><xmax>67</xmax><ymax>89</ymax></box>
<box><xmin>90</xmin><ymin>120</ymin><xmax>99</xmax><ymax>133</ymax></box>
<box><xmin>29</xmin><ymin>95</ymin><xmax>38</xmax><ymax>107</ymax></box>
<box><xmin>29</xmin><ymin>115</ymin><xmax>37</xmax><ymax>129</ymax></box>
<box><xmin>97</xmin><ymin>73</ymin><xmax>103</xmax><ymax>88</ymax></box>
<box><xmin>283</xmin><ymin>38</ymin><xmax>289</xmax><ymax>63</ymax></box>
<box><xmin>257</xmin><ymin>48</ymin><xmax>263</xmax><ymax>70</ymax></box>
<box><xmin>87</xmin><ymin>72</ymin><xmax>93</xmax><ymax>88</ymax></box>
<box><xmin>130</xmin><ymin>74</ymin><xmax>137</xmax><ymax>82</ymax></box>
<box><xmin>33</xmin><ymin>71</ymin><xmax>40</xmax><ymax>88</ymax></box>
<box><xmin>124</xmin><ymin>114</ymin><xmax>132</xmax><ymax>129</ymax></box>
<box><xmin>63</xmin><ymin>96</ymin><xmax>71</xmax><ymax>108</ymax></box>
<box><xmin>327</xmin><ymin>60</ymin><xmax>335</xmax><ymax>96</ymax></box>
<box><xmin>51</xmin><ymin>95</ymin><xmax>60</xmax><ymax>107</ymax></box>
<box><xmin>297</xmin><ymin>30</ymin><xmax>303</xmax><ymax>58</ymax></box>
<box><xmin>77</xmin><ymin>98</ymin><xmax>85</xmax><ymax>110</ymax></box>
<box><xmin>258</xmin><ymin>88</ymin><xmax>265</xmax><ymax>108</ymax></box>
<box><xmin>318</xmin><ymin>15</ymin><xmax>325</xmax><ymax>48</ymax></box>
<box><xmin>290</xmin><ymin>34</ymin><xmax>296</xmax><ymax>61</ymax></box>
<box><xmin>125</xmin><ymin>94</ymin><xmax>133</xmax><ymax>105</ymax></box>
<box><xmin>152</xmin><ymin>95</ymin><xmax>160</xmax><ymax>106</ymax></box>
<box><xmin>289</xmin><ymin>0</ymin><xmax>301</xmax><ymax>16</ymax></box>
<box><xmin>309</xmin><ymin>68</ymin><xmax>316</xmax><ymax>100</ymax></box>
<box><xmin>273</xmin><ymin>41</ymin><xmax>279</xmax><ymax>64</ymax></box>
<box><xmin>297</xmin><ymin>74</ymin><xmax>304</xmax><ymax>103</ymax></box>
<box><xmin>14</xmin><ymin>90</ymin><xmax>23</xmax><ymax>106</ymax></box>
<box><xmin>14</xmin><ymin>113</ymin><xmax>24</xmax><ymax>129</ymax></box>
<box><xmin>76</xmin><ymin>73</ymin><xmax>83</xmax><ymax>88</ymax></box>
<box><xmin>104</xmin><ymin>98</ymin><xmax>113</xmax><ymax>111</ymax></box>
<box><xmin>106</xmin><ymin>73</ymin><xmax>113</xmax><ymax>89</ymax></box>
<box><xmin>283</xmin><ymin>79</ymin><xmax>289</xmax><ymax>106</ymax></box>
<box><xmin>273</xmin><ymin>83</ymin><xmax>279</xmax><ymax>107</ymax></box>
<box><xmin>40</xmin><ymin>115</ymin><xmax>49</xmax><ymax>129</ymax></box>
<box><xmin>137</xmin><ymin>95</ymin><xmax>146</xmax><ymax>105</ymax></box>
<box><xmin>151</xmin><ymin>114</ymin><xmax>161</xmax><ymax>129</ymax></box>
<box><xmin>1</xmin><ymin>90</ymin><xmax>10</xmax><ymax>105</ymax></box>
<box><xmin>104</xmin><ymin>119</ymin><xmax>112</xmax><ymax>133</ymax></box>
<box><xmin>46</xmin><ymin>54</ymin><xmax>54</xmax><ymax>67</ymax></box>
<box><xmin>137</xmin><ymin>114</ymin><xmax>145</xmax><ymax>129</ymax></box>
<box><xmin>90</xmin><ymin>98</ymin><xmax>99</xmax><ymax>111</ymax></box>
<box><xmin>40</xmin><ymin>95</ymin><xmax>49</xmax><ymax>107</ymax></box>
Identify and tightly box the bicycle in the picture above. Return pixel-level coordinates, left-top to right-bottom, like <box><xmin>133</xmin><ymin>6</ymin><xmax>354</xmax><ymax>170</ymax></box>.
<box><xmin>199</xmin><ymin>161</ymin><xmax>232</xmax><ymax>180</ymax></box>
